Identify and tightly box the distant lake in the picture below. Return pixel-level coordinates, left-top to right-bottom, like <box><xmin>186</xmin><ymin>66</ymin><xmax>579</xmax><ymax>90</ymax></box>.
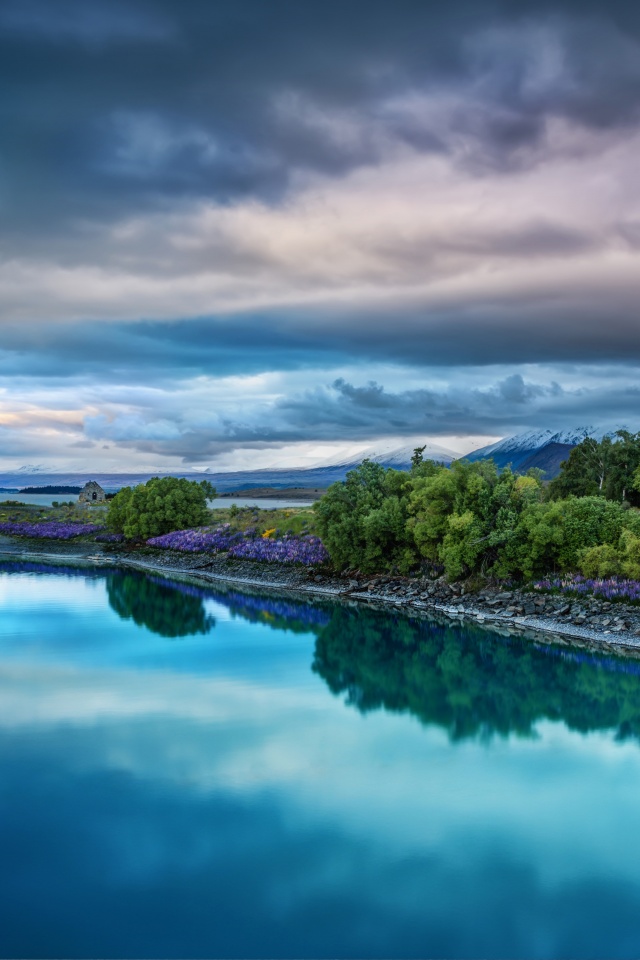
<box><xmin>0</xmin><ymin>493</ymin><xmax>314</xmax><ymax>509</ymax></box>
<box><xmin>209</xmin><ymin>496</ymin><xmax>315</xmax><ymax>510</ymax></box>
<box><xmin>3</xmin><ymin>561</ymin><xmax>640</xmax><ymax>957</ymax></box>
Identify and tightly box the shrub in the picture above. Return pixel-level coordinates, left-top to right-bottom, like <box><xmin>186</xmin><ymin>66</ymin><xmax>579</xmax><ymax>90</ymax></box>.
<box><xmin>579</xmin><ymin>544</ymin><xmax>622</xmax><ymax>578</ymax></box>
<box><xmin>107</xmin><ymin>477</ymin><xmax>216</xmax><ymax>540</ymax></box>
<box><xmin>313</xmin><ymin>460</ymin><xmax>417</xmax><ymax>573</ymax></box>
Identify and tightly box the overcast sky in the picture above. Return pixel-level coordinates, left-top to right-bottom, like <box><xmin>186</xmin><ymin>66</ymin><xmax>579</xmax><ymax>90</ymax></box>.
<box><xmin>2</xmin><ymin>0</ymin><xmax>640</xmax><ymax>471</ymax></box>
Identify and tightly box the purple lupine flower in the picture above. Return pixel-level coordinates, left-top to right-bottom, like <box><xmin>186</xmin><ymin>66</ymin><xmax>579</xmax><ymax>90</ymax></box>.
<box><xmin>228</xmin><ymin>533</ymin><xmax>329</xmax><ymax>566</ymax></box>
<box><xmin>0</xmin><ymin>520</ymin><xmax>104</xmax><ymax>540</ymax></box>
<box><xmin>147</xmin><ymin>523</ymin><xmax>244</xmax><ymax>553</ymax></box>
<box><xmin>146</xmin><ymin>524</ymin><xmax>329</xmax><ymax>566</ymax></box>
<box><xmin>533</xmin><ymin>574</ymin><xmax>640</xmax><ymax>603</ymax></box>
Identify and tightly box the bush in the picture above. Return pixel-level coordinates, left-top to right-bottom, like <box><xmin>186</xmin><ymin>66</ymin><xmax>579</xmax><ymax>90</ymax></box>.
<box><xmin>578</xmin><ymin>544</ymin><xmax>622</xmax><ymax>578</ymax></box>
<box><xmin>313</xmin><ymin>460</ymin><xmax>418</xmax><ymax>573</ymax></box>
<box><xmin>106</xmin><ymin>477</ymin><xmax>216</xmax><ymax>540</ymax></box>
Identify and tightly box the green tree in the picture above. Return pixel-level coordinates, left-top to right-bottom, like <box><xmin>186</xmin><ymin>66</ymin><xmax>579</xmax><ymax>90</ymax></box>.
<box><xmin>313</xmin><ymin>460</ymin><xmax>418</xmax><ymax>573</ymax></box>
<box><xmin>410</xmin><ymin>445</ymin><xmax>427</xmax><ymax>469</ymax></box>
<box><xmin>106</xmin><ymin>477</ymin><xmax>216</xmax><ymax>540</ymax></box>
<box><xmin>406</xmin><ymin>459</ymin><xmax>544</xmax><ymax>579</ymax></box>
<box><xmin>501</xmin><ymin>496</ymin><xmax>633</xmax><ymax>579</ymax></box>
<box><xmin>550</xmin><ymin>431</ymin><xmax>640</xmax><ymax>504</ymax></box>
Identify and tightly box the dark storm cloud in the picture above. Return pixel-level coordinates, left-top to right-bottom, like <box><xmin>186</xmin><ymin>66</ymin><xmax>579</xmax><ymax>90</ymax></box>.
<box><xmin>270</xmin><ymin>375</ymin><xmax>564</xmax><ymax>439</ymax></box>
<box><xmin>78</xmin><ymin>373</ymin><xmax>640</xmax><ymax>463</ymax></box>
<box><xmin>0</xmin><ymin>317</ymin><xmax>344</xmax><ymax>382</ymax></box>
<box><xmin>1</xmin><ymin>274</ymin><xmax>640</xmax><ymax>385</ymax></box>
<box><xmin>3</xmin><ymin>0</ymin><xmax>640</xmax><ymax>252</ymax></box>
<box><xmin>231</xmin><ymin>374</ymin><xmax>639</xmax><ymax>444</ymax></box>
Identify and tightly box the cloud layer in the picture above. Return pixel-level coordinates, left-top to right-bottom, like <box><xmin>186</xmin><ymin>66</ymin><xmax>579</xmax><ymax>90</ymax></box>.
<box><xmin>2</xmin><ymin>0</ymin><xmax>640</xmax><ymax>467</ymax></box>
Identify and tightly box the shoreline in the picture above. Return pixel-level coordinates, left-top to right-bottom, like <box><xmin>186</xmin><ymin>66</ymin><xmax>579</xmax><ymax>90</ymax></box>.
<box><xmin>4</xmin><ymin>540</ymin><xmax>640</xmax><ymax>659</ymax></box>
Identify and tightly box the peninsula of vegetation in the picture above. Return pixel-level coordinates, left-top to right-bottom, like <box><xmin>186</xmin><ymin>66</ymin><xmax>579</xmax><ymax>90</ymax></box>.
<box><xmin>4</xmin><ymin>433</ymin><xmax>640</xmax><ymax>652</ymax></box>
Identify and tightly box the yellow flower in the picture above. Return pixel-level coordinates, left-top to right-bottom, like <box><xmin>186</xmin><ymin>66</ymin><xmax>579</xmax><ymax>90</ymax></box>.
<box><xmin>262</xmin><ymin>527</ymin><xmax>276</xmax><ymax>539</ymax></box>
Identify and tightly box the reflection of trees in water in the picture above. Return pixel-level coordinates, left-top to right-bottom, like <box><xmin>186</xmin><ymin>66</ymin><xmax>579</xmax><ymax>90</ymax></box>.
<box><xmin>0</xmin><ymin>560</ymin><xmax>103</xmax><ymax>580</ymax></box>
<box><xmin>313</xmin><ymin>606</ymin><xmax>640</xmax><ymax>743</ymax></box>
<box><xmin>107</xmin><ymin>572</ymin><xmax>214</xmax><ymax>639</ymax></box>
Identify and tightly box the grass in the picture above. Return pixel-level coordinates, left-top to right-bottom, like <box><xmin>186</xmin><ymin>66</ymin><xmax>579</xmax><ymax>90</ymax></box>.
<box><xmin>0</xmin><ymin>500</ymin><xmax>108</xmax><ymax>541</ymax></box>
<box><xmin>206</xmin><ymin>504</ymin><xmax>318</xmax><ymax>538</ymax></box>
<box><xmin>0</xmin><ymin>500</ymin><xmax>107</xmax><ymax>523</ymax></box>
<box><xmin>0</xmin><ymin>501</ymin><xmax>318</xmax><ymax>543</ymax></box>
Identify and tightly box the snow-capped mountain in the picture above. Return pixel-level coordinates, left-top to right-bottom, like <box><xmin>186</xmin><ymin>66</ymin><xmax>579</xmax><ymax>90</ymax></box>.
<box><xmin>466</xmin><ymin>425</ymin><xmax>634</xmax><ymax>473</ymax></box>
<box><xmin>14</xmin><ymin>464</ymin><xmax>50</xmax><ymax>474</ymax></box>
<box><xmin>317</xmin><ymin>439</ymin><xmax>456</xmax><ymax>470</ymax></box>
<box><xmin>0</xmin><ymin>441</ymin><xmax>456</xmax><ymax>495</ymax></box>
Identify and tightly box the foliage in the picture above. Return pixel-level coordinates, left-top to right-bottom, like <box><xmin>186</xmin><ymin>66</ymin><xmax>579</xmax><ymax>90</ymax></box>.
<box><xmin>410</xmin><ymin>445</ymin><xmax>426</xmax><ymax>468</ymax></box>
<box><xmin>313</xmin><ymin>460</ymin><xmax>418</xmax><ymax>573</ymax></box>
<box><xmin>312</xmin><ymin>454</ymin><xmax>640</xmax><ymax>582</ymax></box>
<box><xmin>533</xmin><ymin>573</ymin><xmax>640</xmax><ymax>604</ymax></box>
<box><xmin>147</xmin><ymin>523</ymin><xmax>242</xmax><ymax>553</ymax></box>
<box><xmin>578</xmin><ymin>544</ymin><xmax>621</xmax><ymax>578</ymax></box>
<box><xmin>106</xmin><ymin>477</ymin><xmax>216</xmax><ymax>540</ymax></box>
<box><xmin>228</xmin><ymin>533</ymin><xmax>328</xmax><ymax>565</ymax></box>
<box><xmin>94</xmin><ymin>532</ymin><xmax>125</xmax><ymax>543</ymax></box>
<box><xmin>407</xmin><ymin>460</ymin><xmax>544</xmax><ymax>579</ymax></box>
<box><xmin>549</xmin><ymin>430</ymin><xmax>640</xmax><ymax>505</ymax></box>
<box><xmin>147</xmin><ymin>522</ymin><xmax>329</xmax><ymax>565</ymax></box>
<box><xmin>497</xmin><ymin>496</ymin><xmax>635</xmax><ymax>580</ymax></box>
<box><xmin>0</xmin><ymin>520</ymin><xmax>103</xmax><ymax>539</ymax></box>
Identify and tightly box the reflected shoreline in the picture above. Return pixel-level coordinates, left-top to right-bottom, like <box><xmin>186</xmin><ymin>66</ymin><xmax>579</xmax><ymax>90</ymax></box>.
<box><xmin>4</xmin><ymin>559</ymin><xmax>640</xmax><ymax>745</ymax></box>
<box><xmin>2</xmin><ymin>543</ymin><xmax>640</xmax><ymax>663</ymax></box>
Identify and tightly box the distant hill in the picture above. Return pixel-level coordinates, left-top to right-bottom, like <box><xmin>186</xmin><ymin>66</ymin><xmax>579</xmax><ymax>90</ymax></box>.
<box><xmin>19</xmin><ymin>485</ymin><xmax>82</xmax><ymax>495</ymax></box>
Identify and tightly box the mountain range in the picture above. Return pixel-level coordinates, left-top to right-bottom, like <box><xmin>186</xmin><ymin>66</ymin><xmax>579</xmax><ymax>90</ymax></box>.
<box><xmin>466</xmin><ymin>425</ymin><xmax>633</xmax><ymax>475</ymax></box>
<box><xmin>0</xmin><ymin>441</ymin><xmax>455</xmax><ymax>493</ymax></box>
<box><xmin>2</xmin><ymin>427</ymin><xmax>636</xmax><ymax>491</ymax></box>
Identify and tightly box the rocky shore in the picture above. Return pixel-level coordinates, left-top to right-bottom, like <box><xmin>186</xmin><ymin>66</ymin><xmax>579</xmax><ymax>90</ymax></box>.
<box><xmin>3</xmin><ymin>537</ymin><xmax>640</xmax><ymax>658</ymax></box>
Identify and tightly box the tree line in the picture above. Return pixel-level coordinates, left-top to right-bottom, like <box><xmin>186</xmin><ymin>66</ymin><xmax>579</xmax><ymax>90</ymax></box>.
<box><xmin>313</xmin><ymin>431</ymin><xmax>640</xmax><ymax>581</ymax></box>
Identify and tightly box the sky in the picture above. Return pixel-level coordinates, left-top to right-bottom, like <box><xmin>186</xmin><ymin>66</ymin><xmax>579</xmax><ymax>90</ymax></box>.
<box><xmin>2</xmin><ymin>0</ymin><xmax>640</xmax><ymax>472</ymax></box>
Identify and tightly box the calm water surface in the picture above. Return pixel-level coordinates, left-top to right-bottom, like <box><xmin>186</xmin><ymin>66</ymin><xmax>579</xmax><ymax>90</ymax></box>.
<box><xmin>0</xmin><ymin>493</ymin><xmax>314</xmax><ymax>508</ymax></box>
<box><xmin>2</xmin><ymin>562</ymin><xmax>640</xmax><ymax>958</ymax></box>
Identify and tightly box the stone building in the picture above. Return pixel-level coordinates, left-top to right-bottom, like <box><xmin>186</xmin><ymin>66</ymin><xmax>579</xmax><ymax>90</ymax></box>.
<box><xmin>78</xmin><ymin>480</ymin><xmax>106</xmax><ymax>503</ymax></box>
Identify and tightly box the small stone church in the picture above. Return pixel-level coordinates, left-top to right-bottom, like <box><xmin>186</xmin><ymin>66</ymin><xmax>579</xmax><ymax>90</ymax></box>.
<box><xmin>78</xmin><ymin>480</ymin><xmax>106</xmax><ymax>503</ymax></box>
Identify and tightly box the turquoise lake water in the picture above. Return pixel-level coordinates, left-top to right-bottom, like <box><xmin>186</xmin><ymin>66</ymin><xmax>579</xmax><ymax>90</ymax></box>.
<box><xmin>2</xmin><ymin>561</ymin><xmax>640</xmax><ymax>958</ymax></box>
